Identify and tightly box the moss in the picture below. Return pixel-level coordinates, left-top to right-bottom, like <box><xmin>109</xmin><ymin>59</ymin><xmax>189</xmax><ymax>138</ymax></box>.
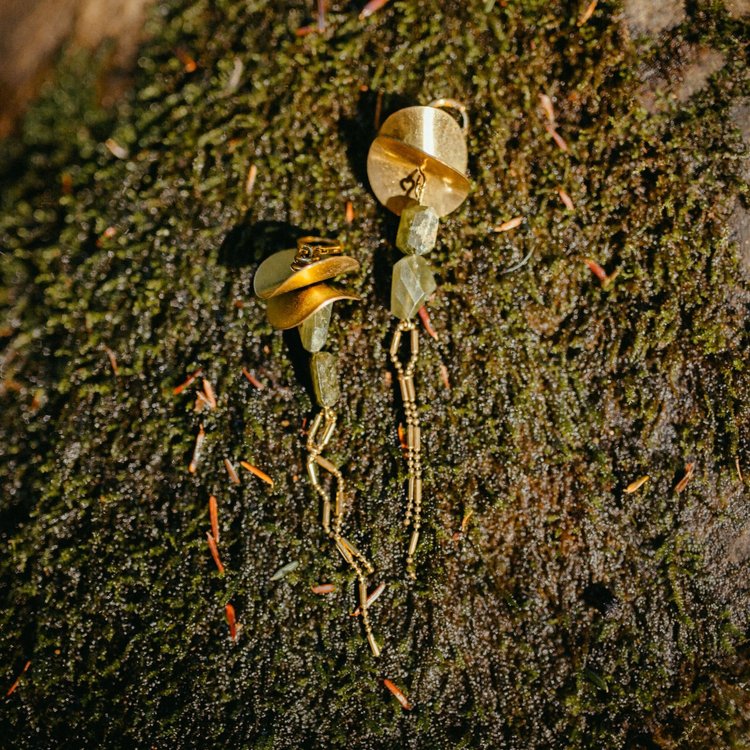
<box><xmin>0</xmin><ymin>0</ymin><xmax>749</xmax><ymax>747</ymax></box>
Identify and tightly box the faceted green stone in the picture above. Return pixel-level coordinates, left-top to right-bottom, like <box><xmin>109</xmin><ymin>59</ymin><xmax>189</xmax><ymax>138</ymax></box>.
<box><xmin>310</xmin><ymin>352</ymin><xmax>339</xmax><ymax>407</ymax></box>
<box><xmin>298</xmin><ymin>303</ymin><xmax>332</xmax><ymax>352</ymax></box>
<box><xmin>391</xmin><ymin>255</ymin><xmax>437</xmax><ymax>320</ymax></box>
<box><xmin>396</xmin><ymin>202</ymin><xmax>439</xmax><ymax>256</ymax></box>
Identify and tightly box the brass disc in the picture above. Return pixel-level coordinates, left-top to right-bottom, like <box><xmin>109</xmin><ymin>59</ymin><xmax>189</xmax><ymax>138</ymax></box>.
<box><xmin>254</xmin><ymin>249</ymin><xmax>360</xmax><ymax>299</ymax></box>
<box><xmin>266</xmin><ymin>283</ymin><xmax>359</xmax><ymax>330</ymax></box>
<box><xmin>367</xmin><ymin>106</ymin><xmax>469</xmax><ymax>217</ymax></box>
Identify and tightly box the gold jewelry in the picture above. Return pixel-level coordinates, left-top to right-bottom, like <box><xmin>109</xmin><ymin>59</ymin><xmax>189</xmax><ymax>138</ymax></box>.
<box><xmin>254</xmin><ymin>240</ymin><xmax>381</xmax><ymax>657</ymax></box>
<box><xmin>367</xmin><ymin>101</ymin><xmax>470</xmax><ymax>579</ymax></box>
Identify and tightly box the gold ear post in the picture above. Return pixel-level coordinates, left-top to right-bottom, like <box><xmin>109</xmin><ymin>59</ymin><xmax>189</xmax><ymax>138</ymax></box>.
<box><xmin>366</xmin><ymin>101</ymin><xmax>470</xmax><ymax>580</ymax></box>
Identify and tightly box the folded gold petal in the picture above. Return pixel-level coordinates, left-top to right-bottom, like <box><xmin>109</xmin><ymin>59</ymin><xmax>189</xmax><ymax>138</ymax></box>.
<box><xmin>266</xmin><ymin>283</ymin><xmax>359</xmax><ymax>330</ymax></box>
<box><xmin>254</xmin><ymin>248</ymin><xmax>359</xmax><ymax>299</ymax></box>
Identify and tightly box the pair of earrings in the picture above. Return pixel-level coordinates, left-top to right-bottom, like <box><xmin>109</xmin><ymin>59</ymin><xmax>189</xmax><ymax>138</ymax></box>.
<box><xmin>254</xmin><ymin>100</ymin><xmax>469</xmax><ymax>656</ymax></box>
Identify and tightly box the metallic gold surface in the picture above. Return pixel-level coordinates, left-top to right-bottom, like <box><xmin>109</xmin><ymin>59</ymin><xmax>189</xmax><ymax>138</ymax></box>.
<box><xmin>367</xmin><ymin>106</ymin><xmax>469</xmax><ymax>216</ymax></box>
<box><xmin>292</xmin><ymin>236</ymin><xmax>343</xmax><ymax>270</ymax></box>
<box><xmin>254</xmin><ymin>248</ymin><xmax>359</xmax><ymax>299</ymax></box>
<box><xmin>427</xmin><ymin>98</ymin><xmax>470</xmax><ymax>134</ymax></box>
<box><xmin>266</xmin><ymin>283</ymin><xmax>358</xmax><ymax>330</ymax></box>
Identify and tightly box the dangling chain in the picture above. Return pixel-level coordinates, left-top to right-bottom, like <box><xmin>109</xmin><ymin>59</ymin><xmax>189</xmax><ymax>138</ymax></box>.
<box><xmin>306</xmin><ymin>408</ymin><xmax>380</xmax><ymax>656</ymax></box>
<box><xmin>390</xmin><ymin>319</ymin><xmax>422</xmax><ymax>580</ymax></box>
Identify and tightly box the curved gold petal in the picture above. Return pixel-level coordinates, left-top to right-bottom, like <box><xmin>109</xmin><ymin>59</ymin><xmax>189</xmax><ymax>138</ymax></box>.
<box><xmin>266</xmin><ymin>284</ymin><xmax>359</xmax><ymax>330</ymax></box>
<box><xmin>254</xmin><ymin>249</ymin><xmax>360</xmax><ymax>299</ymax></box>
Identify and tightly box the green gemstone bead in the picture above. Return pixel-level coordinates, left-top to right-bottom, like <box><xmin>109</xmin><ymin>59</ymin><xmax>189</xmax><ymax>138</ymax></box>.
<box><xmin>299</xmin><ymin>303</ymin><xmax>332</xmax><ymax>352</ymax></box>
<box><xmin>396</xmin><ymin>202</ymin><xmax>439</xmax><ymax>255</ymax></box>
<box><xmin>310</xmin><ymin>352</ymin><xmax>340</xmax><ymax>407</ymax></box>
<box><xmin>391</xmin><ymin>255</ymin><xmax>437</xmax><ymax>320</ymax></box>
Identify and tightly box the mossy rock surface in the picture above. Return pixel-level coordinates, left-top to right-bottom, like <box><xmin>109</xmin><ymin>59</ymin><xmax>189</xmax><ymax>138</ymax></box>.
<box><xmin>1</xmin><ymin>1</ymin><xmax>749</xmax><ymax>747</ymax></box>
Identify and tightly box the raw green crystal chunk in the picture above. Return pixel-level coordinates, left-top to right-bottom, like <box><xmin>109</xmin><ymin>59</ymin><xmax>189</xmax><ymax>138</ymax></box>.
<box><xmin>311</xmin><ymin>352</ymin><xmax>340</xmax><ymax>407</ymax></box>
<box><xmin>396</xmin><ymin>202</ymin><xmax>439</xmax><ymax>255</ymax></box>
<box><xmin>391</xmin><ymin>255</ymin><xmax>437</xmax><ymax>320</ymax></box>
<box><xmin>298</xmin><ymin>303</ymin><xmax>332</xmax><ymax>352</ymax></box>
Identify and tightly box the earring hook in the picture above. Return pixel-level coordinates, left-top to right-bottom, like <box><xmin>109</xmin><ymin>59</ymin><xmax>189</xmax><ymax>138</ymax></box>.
<box><xmin>428</xmin><ymin>98</ymin><xmax>469</xmax><ymax>135</ymax></box>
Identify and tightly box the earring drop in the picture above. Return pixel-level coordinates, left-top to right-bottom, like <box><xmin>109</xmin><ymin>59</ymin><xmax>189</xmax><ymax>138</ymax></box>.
<box><xmin>366</xmin><ymin>99</ymin><xmax>470</xmax><ymax>579</ymax></box>
<box><xmin>254</xmin><ymin>236</ymin><xmax>381</xmax><ymax>656</ymax></box>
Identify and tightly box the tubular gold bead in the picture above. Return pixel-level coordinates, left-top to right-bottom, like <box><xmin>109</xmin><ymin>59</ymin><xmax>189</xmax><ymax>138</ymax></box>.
<box><xmin>320</xmin><ymin>414</ymin><xmax>337</xmax><ymax>446</ymax></box>
<box><xmin>408</xmin><ymin>530</ymin><xmax>420</xmax><ymax>557</ymax></box>
<box><xmin>307</xmin><ymin>457</ymin><xmax>320</xmax><ymax>484</ymax></box>
<box><xmin>405</xmin><ymin>376</ymin><xmax>416</xmax><ymax>402</ymax></box>
<box><xmin>315</xmin><ymin>455</ymin><xmax>338</xmax><ymax>475</ymax></box>
<box><xmin>414</xmin><ymin>477</ymin><xmax>422</xmax><ymax>505</ymax></box>
<box><xmin>322</xmin><ymin>500</ymin><xmax>331</xmax><ymax>532</ymax></box>
<box><xmin>359</xmin><ymin>580</ymin><xmax>368</xmax><ymax>604</ymax></box>
<box><xmin>335</xmin><ymin>538</ymin><xmax>354</xmax><ymax>564</ymax></box>
<box><xmin>390</xmin><ymin>328</ymin><xmax>402</xmax><ymax>357</ymax></box>
<box><xmin>407</xmin><ymin>425</ymin><xmax>420</xmax><ymax>451</ymax></box>
<box><xmin>410</xmin><ymin>327</ymin><xmax>419</xmax><ymax>355</ymax></box>
<box><xmin>306</xmin><ymin>412</ymin><xmax>324</xmax><ymax>449</ymax></box>
<box><xmin>367</xmin><ymin>632</ymin><xmax>381</xmax><ymax>658</ymax></box>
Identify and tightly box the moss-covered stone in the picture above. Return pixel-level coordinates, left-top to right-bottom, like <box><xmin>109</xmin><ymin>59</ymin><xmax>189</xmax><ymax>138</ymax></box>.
<box><xmin>0</xmin><ymin>0</ymin><xmax>749</xmax><ymax>748</ymax></box>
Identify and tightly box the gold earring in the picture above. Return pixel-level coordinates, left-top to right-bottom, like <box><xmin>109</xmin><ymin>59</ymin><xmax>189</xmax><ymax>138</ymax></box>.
<box><xmin>254</xmin><ymin>236</ymin><xmax>381</xmax><ymax>657</ymax></box>
<box><xmin>367</xmin><ymin>99</ymin><xmax>470</xmax><ymax>579</ymax></box>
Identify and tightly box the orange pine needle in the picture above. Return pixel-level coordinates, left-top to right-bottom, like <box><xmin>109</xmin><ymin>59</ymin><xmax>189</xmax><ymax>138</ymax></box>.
<box><xmin>206</xmin><ymin>531</ymin><xmax>224</xmax><ymax>574</ymax></box>
<box><xmin>224</xmin><ymin>458</ymin><xmax>241</xmax><ymax>485</ymax></box>
<box><xmin>175</xmin><ymin>47</ymin><xmax>198</xmax><ymax>73</ymax></box>
<box><xmin>398</xmin><ymin>423</ymin><xmax>408</xmax><ymax>450</ymax></box>
<box><xmin>578</xmin><ymin>0</ymin><xmax>598</xmax><ymax>25</ymax></box>
<box><xmin>311</xmin><ymin>583</ymin><xmax>336</xmax><ymax>595</ymax></box>
<box><xmin>418</xmin><ymin>306</ymin><xmax>438</xmax><ymax>340</ymax></box>
<box><xmin>494</xmin><ymin>216</ymin><xmax>524</xmax><ymax>233</ymax></box>
<box><xmin>5</xmin><ymin>660</ymin><xmax>31</xmax><ymax>698</ymax></box>
<box><xmin>625</xmin><ymin>475</ymin><xmax>649</xmax><ymax>494</ymax></box>
<box><xmin>194</xmin><ymin>391</ymin><xmax>210</xmax><ymax>412</ymax></box>
<box><xmin>360</xmin><ymin>0</ymin><xmax>391</xmax><ymax>19</ymax></box>
<box><xmin>584</xmin><ymin>258</ymin><xmax>607</xmax><ymax>282</ymax></box>
<box><xmin>188</xmin><ymin>424</ymin><xmax>205</xmax><ymax>474</ymax></box>
<box><xmin>103</xmin><ymin>345</ymin><xmax>119</xmax><ymax>375</ymax></box>
<box><xmin>225</xmin><ymin>604</ymin><xmax>237</xmax><ymax>641</ymax></box>
<box><xmin>351</xmin><ymin>582</ymin><xmax>386</xmax><ymax>616</ymax></box>
<box><xmin>545</xmin><ymin>123</ymin><xmax>569</xmax><ymax>151</ymax></box>
<box><xmin>383</xmin><ymin>678</ymin><xmax>412</xmax><ymax>710</ymax></box>
<box><xmin>209</xmin><ymin>495</ymin><xmax>220</xmax><ymax>543</ymax></box>
<box><xmin>245</xmin><ymin>163</ymin><xmax>257</xmax><ymax>196</ymax></box>
<box><xmin>173</xmin><ymin>368</ymin><xmax>202</xmax><ymax>395</ymax></box>
<box><xmin>345</xmin><ymin>200</ymin><xmax>355</xmax><ymax>223</ymax></box>
<box><xmin>558</xmin><ymin>188</ymin><xmax>575</xmax><ymax>210</ymax></box>
<box><xmin>202</xmin><ymin>378</ymin><xmax>217</xmax><ymax>409</ymax></box>
<box><xmin>242</xmin><ymin>368</ymin><xmax>264</xmax><ymax>389</ymax></box>
<box><xmin>675</xmin><ymin>463</ymin><xmax>695</xmax><ymax>493</ymax></box>
<box><xmin>439</xmin><ymin>362</ymin><xmax>451</xmax><ymax>390</ymax></box>
<box><xmin>240</xmin><ymin>461</ymin><xmax>274</xmax><ymax>487</ymax></box>
<box><xmin>539</xmin><ymin>93</ymin><xmax>555</xmax><ymax>126</ymax></box>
